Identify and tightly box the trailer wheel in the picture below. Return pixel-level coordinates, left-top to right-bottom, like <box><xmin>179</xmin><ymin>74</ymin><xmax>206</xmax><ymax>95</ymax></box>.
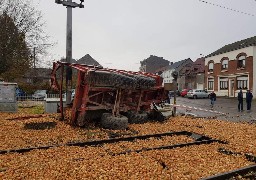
<box><xmin>77</xmin><ymin>113</ymin><xmax>87</xmax><ymax>127</ymax></box>
<box><xmin>127</xmin><ymin>112</ymin><xmax>149</xmax><ymax>124</ymax></box>
<box><xmin>76</xmin><ymin>110</ymin><xmax>107</xmax><ymax>127</ymax></box>
<box><xmin>100</xmin><ymin>113</ymin><xmax>128</xmax><ymax>130</ymax></box>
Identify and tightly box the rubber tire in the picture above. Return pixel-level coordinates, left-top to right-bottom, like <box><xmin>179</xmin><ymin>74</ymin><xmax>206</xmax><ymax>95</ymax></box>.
<box><xmin>193</xmin><ymin>95</ymin><xmax>197</xmax><ymax>99</ymax></box>
<box><xmin>127</xmin><ymin>112</ymin><xmax>149</xmax><ymax>124</ymax></box>
<box><xmin>100</xmin><ymin>113</ymin><xmax>128</xmax><ymax>130</ymax></box>
<box><xmin>76</xmin><ymin>110</ymin><xmax>107</xmax><ymax>127</ymax></box>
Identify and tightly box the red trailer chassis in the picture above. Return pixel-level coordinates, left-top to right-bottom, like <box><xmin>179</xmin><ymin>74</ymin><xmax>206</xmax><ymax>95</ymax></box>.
<box><xmin>51</xmin><ymin>61</ymin><xmax>168</xmax><ymax>128</ymax></box>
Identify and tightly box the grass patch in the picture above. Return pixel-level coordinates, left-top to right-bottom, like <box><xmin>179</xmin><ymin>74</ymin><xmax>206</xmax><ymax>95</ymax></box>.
<box><xmin>18</xmin><ymin>105</ymin><xmax>44</xmax><ymax>114</ymax></box>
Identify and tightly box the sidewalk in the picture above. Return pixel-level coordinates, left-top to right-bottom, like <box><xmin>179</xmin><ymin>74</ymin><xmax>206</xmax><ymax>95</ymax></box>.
<box><xmin>175</xmin><ymin>97</ymin><xmax>256</xmax><ymax>123</ymax></box>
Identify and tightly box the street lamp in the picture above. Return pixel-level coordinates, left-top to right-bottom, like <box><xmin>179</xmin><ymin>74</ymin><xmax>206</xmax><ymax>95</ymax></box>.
<box><xmin>55</xmin><ymin>0</ymin><xmax>84</xmax><ymax>105</ymax></box>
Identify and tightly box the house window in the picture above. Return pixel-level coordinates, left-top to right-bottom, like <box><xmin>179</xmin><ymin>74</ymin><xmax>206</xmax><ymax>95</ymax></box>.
<box><xmin>208</xmin><ymin>78</ymin><xmax>214</xmax><ymax>90</ymax></box>
<box><xmin>222</xmin><ymin>59</ymin><xmax>228</xmax><ymax>70</ymax></box>
<box><xmin>237</xmin><ymin>76</ymin><xmax>248</xmax><ymax>89</ymax></box>
<box><xmin>219</xmin><ymin>78</ymin><xmax>228</xmax><ymax>90</ymax></box>
<box><xmin>208</xmin><ymin>62</ymin><xmax>214</xmax><ymax>72</ymax></box>
<box><xmin>27</xmin><ymin>78</ymin><xmax>32</xmax><ymax>83</ymax></box>
<box><xmin>237</xmin><ymin>55</ymin><xmax>246</xmax><ymax>68</ymax></box>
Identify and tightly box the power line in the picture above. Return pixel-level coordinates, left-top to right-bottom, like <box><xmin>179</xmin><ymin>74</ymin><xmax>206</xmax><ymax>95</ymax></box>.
<box><xmin>198</xmin><ymin>0</ymin><xmax>255</xmax><ymax>17</ymax></box>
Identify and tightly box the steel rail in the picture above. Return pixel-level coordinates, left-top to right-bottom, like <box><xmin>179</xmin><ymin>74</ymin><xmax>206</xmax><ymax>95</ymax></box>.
<box><xmin>201</xmin><ymin>164</ymin><xmax>256</xmax><ymax>180</ymax></box>
<box><xmin>0</xmin><ymin>131</ymin><xmax>225</xmax><ymax>155</ymax></box>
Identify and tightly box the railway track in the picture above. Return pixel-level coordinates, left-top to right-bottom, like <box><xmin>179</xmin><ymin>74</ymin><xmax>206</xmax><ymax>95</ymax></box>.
<box><xmin>0</xmin><ymin>131</ymin><xmax>224</xmax><ymax>155</ymax></box>
<box><xmin>1</xmin><ymin>130</ymin><xmax>255</xmax><ymax>179</ymax></box>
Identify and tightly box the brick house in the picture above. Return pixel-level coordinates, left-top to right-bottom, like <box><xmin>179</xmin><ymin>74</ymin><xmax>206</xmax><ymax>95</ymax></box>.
<box><xmin>205</xmin><ymin>36</ymin><xmax>256</xmax><ymax>98</ymax></box>
<box><xmin>179</xmin><ymin>57</ymin><xmax>205</xmax><ymax>90</ymax></box>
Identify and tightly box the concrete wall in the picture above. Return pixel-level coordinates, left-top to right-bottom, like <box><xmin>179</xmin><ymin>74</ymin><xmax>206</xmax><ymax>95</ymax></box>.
<box><xmin>0</xmin><ymin>82</ymin><xmax>17</xmax><ymax>112</ymax></box>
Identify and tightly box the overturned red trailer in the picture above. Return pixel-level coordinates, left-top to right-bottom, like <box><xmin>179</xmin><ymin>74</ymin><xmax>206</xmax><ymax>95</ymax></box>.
<box><xmin>51</xmin><ymin>61</ymin><xmax>169</xmax><ymax>129</ymax></box>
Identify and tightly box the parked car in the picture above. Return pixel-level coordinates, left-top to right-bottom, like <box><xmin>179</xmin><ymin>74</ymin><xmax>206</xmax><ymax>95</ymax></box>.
<box><xmin>16</xmin><ymin>88</ymin><xmax>26</xmax><ymax>100</ymax></box>
<box><xmin>169</xmin><ymin>90</ymin><xmax>180</xmax><ymax>97</ymax></box>
<box><xmin>180</xmin><ymin>89</ymin><xmax>191</xmax><ymax>97</ymax></box>
<box><xmin>63</xmin><ymin>89</ymin><xmax>76</xmax><ymax>102</ymax></box>
<box><xmin>187</xmin><ymin>89</ymin><xmax>210</xmax><ymax>99</ymax></box>
<box><xmin>32</xmin><ymin>90</ymin><xmax>47</xmax><ymax>100</ymax></box>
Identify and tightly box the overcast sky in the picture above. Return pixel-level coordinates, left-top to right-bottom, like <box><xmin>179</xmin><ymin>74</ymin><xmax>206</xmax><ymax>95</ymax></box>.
<box><xmin>36</xmin><ymin>0</ymin><xmax>256</xmax><ymax>71</ymax></box>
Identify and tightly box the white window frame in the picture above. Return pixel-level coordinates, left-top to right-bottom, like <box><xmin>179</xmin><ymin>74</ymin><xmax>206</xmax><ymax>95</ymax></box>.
<box><xmin>208</xmin><ymin>62</ymin><xmax>214</xmax><ymax>72</ymax></box>
<box><xmin>208</xmin><ymin>78</ymin><xmax>214</xmax><ymax>90</ymax></box>
<box><xmin>219</xmin><ymin>77</ymin><xmax>228</xmax><ymax>90</ymax></box>
<box><xmin>237</xmin><ymin>55</ymin><xmax>246</xmax><ymax>68</ymax></box>
<box><xmin>237</xmin><ymin>76</ymin><xmax>248</xmax><ymax>89</ymax></box>
<box><xmin>222</xmin><ymin>59</ymin><xmax>228</xmax><ymax>69</ymax></box>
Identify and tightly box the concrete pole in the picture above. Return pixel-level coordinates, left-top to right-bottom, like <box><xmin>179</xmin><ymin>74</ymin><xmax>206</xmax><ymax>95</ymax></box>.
<box><xmin>173</xmin><ymin>81</ymin><xmax>177</xmax><ymax>116</ymax></box>
<box><xmin>33</xmin><ymin>47</ymin><xmax>36</xmax><ymax>69</ymax></box>
<box><xmin>66</xmin><ymin>0</ymin><xmax>73</xmax><ymax>105</ymax></box>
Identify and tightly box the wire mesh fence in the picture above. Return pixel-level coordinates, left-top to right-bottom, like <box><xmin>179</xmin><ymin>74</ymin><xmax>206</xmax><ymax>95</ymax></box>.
<box><xmin>17</xmin><ymin>94</ymin><xmax>62</xmax><ymax>108</ymax></box>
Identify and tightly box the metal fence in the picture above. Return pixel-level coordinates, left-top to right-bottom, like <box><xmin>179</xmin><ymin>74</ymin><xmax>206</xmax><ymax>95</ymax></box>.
<box><xmin>17</xmin><ymin>94</ymin><xmax>62</xmax><ymax>107</ymax></box>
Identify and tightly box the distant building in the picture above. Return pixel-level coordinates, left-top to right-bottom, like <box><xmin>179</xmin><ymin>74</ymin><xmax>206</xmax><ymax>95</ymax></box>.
<box><xmin>140</xmin><ymin>55</ymin><xmax>170</xmax><ymax>73</ymax></box>
<box><xmin>21</xmin><ymin>68</ymin><xmax>52</xmax><ymax>85</ymax></box>
<box><xmin>77</xmin><ymin>54</ymin><xmax>102</xmax><ymax>67</ymax></box>
<box><xmin>162</xmin><ymin>58</ymin><xmax>193</xmax><ymax>89</ymax></box>
<box><xmin>179</xmin><ymin>57</ymin><xmax>205</xmax><ymax>89</ymax></box>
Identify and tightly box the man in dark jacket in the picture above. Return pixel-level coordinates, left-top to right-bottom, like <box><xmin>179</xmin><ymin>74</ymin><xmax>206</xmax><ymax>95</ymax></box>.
<box><xmin>238</xmin><ymin>89</ymin><xmax>243</xmax><ymax>112</ymax></box>
<box><xmin>209</xmin><ymin>91</ymin><xmax>216</xmax><ymax>108</ymax></box>
<box><xmin>246</xmin><ymin>89</ymin><xmax>253</xmax><ymax>111</ymax></box>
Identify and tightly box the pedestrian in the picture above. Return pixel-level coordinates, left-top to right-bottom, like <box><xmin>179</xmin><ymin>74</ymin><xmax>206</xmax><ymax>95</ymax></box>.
<box><xmin>246</xmin><ymin>89</ymin><xmax>253</xmax><ymax>111</ymax></box>
<box><xmin>238</xmin><ymin>89</ymin><xmax>243</xmax><ymax>112</ymax></box>
<box><xmin>209</xmin><ymin>91</ymin><xmax>216</xmax><ymax>108</ymax></box>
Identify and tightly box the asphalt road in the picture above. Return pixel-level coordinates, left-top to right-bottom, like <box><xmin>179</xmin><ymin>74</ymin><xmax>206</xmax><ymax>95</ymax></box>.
<box><xmin>172</xmin><ymin>96</ymin><xmax>256</xmax><ymax>123</ymax></box>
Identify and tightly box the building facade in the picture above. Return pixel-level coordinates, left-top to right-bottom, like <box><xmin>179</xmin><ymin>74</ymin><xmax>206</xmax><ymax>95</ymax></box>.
<box><xmin>205</xmin><ymin>36</ymin><xmax>256</xmax><ymax>98</ymax></box>
<box><xmin>179</xmin><ymin>57</ymin><xmax>205</xmax><ymax>90</ymax></box>
<box><xmin>161</xmin><ymin>58</ymin><xmax>193</xmax><ymax>89</ymax></box>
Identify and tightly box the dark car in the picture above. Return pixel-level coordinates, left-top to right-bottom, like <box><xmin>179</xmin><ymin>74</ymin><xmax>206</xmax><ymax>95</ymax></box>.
<box><xmin>169</xmin><ymin>90</ymin><xmax>180</xmax><ymax>97</ymax></box>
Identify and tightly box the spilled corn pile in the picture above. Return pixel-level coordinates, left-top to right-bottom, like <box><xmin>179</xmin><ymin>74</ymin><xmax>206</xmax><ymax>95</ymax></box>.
<box><xmin>0</xmin><ymin>107</ymin><xmax>256</xmax><ymax>179</ymax></box>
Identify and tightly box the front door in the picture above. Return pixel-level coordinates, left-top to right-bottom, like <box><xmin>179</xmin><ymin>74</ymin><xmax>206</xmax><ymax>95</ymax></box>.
<box><xmin>229</xmin><ymin>79</ymin><xmax>234</xmax><ymax>97</ymax></box>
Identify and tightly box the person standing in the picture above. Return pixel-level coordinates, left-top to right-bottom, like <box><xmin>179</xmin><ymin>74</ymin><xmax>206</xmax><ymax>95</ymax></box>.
<box><xmin>209</xmin><ymin>91</ymin><xmax>216</xmax><ymax>108</ymax></box>
<box><xmin>238</xmin><ymin>89</ymin><xmax>243</xmax><ymax>112</ymax></box>
<box><xmin>246</xmin><ymin>89</ymin><xmax>253</xmax><ymax>111</ymax></box>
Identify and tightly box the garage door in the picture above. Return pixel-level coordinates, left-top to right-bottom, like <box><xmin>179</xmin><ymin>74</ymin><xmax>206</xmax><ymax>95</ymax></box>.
<box><xmin>197</xmin><ymin>83</ymin><xmax>203</xmax><ymax>89</ymax></box>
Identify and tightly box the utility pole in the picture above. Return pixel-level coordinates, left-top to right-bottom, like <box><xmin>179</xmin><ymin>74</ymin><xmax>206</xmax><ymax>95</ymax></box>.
<box><xmin>171</xmin><ymin>71</ymin><xmax>178</xmax><ymax>116</ymax></box>
<box><xmin>55</xmin><ymin>0</ymin><xmax>84</xmax><ymax>105</ymax></box>
<box><xmin>33</xmin><ymin>47</ymin><xmax>36</xmax><ymax>69</ymax></box>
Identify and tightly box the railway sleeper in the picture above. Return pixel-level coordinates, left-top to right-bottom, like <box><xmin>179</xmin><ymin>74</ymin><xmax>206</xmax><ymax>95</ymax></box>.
<box><xmin>200</xmin><ymin>148</ymin><xmax>256</xmax><ymax>180</ymax></box>
<box><xmin>0</xmin><ymin>131</ymin><xmax>224</xmax><ymax>155</ymax></box>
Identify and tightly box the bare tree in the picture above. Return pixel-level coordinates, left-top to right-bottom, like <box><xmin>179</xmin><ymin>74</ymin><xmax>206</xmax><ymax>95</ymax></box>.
<box><xmin>0</xmin><ymin>0</ymin><xmax>52</xmax><ymax>80</ymax></box>
<box><xmin>0</xmin><ymin>0</ymin><xmax>51</xmax><ymax>66</ymax></box>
